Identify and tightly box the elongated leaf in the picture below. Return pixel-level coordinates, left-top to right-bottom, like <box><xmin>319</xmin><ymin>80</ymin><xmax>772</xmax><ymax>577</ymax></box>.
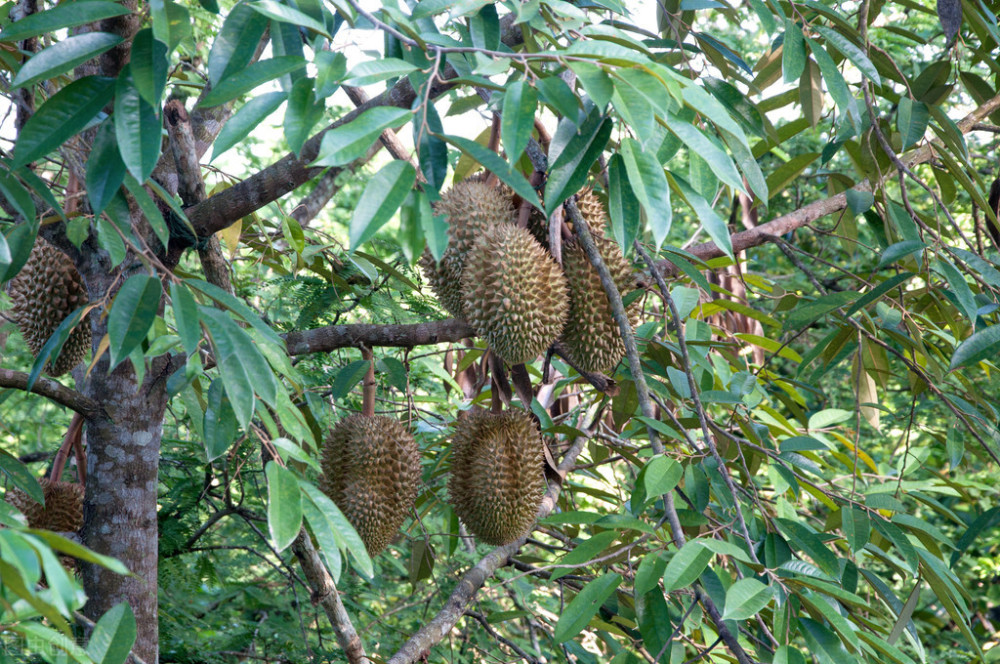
<box><xmin>722</xmin><ymin>578</ymin><xmax>773</xmax><ymax>620</ymax></box>
<box><xmin>114</xmin><ymin>65</ymin><xmax>161</xmax><ymax>182</ymax></box>
<box><xmin>553</xmin><ymin>572</ymin><xmax>622</xmax><ymax>642</ymax></box>
<box><xmin>414</xmin><ymin>100</ymin><xmax>447</xmax><ymax>194</ymax></box>
<box><xmin>284</xmin><ymin>78</ymin><xmax>325</xmax><ymax>155</ymax></box>
<box><xmin>620</xmin><ymin>137</ymin><xmax>671</xmax><ymax>248</ymax></box>
<box><xmin>0</xmin><ymin>1</ymin><xmax>131</xmax><ymax>42</ymax></box>
<box><xmin>203</xmin><ymin>378</ymin><xmax>237</xmax><ymax>461</ymax></box>
<box><xmin>300</xmin><ymin>491</ymin><xmax>343</xmax><ymax>582</ymax></box>
<box><xmin>664</xmin><ymin>113</ymin><xmax>745</xmax><ymax>193</ymax></box>
<box><xmin>313</xmin><ymin>106</ymin><xmax>412</xmax><ymax>167</ymax></box>
<box><xmin>550</xmin><ymin>531</ymin><xmax>618</xmax><ymax>581</ymax></box>
<box><xmin>169</xmin><ymin>282</ymin><xmax>201</xmax><ymax>355</ymax></box>
<box><xmin>671</xmin><ymin>174</ymin><xmax>731</xmax><ymax>258</ymax></box>
<box><xmin>265</xmin><ymin>461</ymin><xmax>302</xmax><ymax>552</ymax></box>
<box><xmin>26</xmin><ymin>303</ymin><xmax>92</xmax><ymax>391</ymax></box>
<box><xmin>545</xmin><ymin>110</ymin><xmax>612</xmax><ymax>215</ymax></box>
<box><xmin>108</xmin><ymin>274</ymin><xmax>162</xmax><ymax>369</ymax></box>
<box><xmin>12</xmin><ymin>32</ymin><xmax>122</xmax><ymax>89</ymax></box>
<box><xmin>86</xmin><ymin>603</ymin><xmax>137</xmax><ymax>664</ymax></box>
<box><xmin>0</xmin><ymin>170</ymin><xmax>36</xmax><ymax>223</ymax></box>
<box><xmin>13</xmin><ymin>76</ymin><xmax>115</xmax><ymax>167</ymax></box>
<box><xmin>343</xmin><ymin>58</ymin><xmax>417</xmax><ymax>86</ymax></box>
<box><xmin>249</xmin><ymin>0</ymin><xmax>331</xmax><ymax>37</ymax></box>
<box><xmin>211</xmin><ymin>91</ymin><xmax>286</xmax><ymax>161</ymax></box>
<box><xmin>0</xmin><ymin>450</ymin><xmax>43</xmax><ymax>504</ymax></box>
<box><xmin>663</xmin><ymin>540</ymin><xmax>714</xmax><ymax>591</ymax></box>
<box><xmin>199</xmin><ymin>56</ymin><xmax>306</xmax><ymax>108</ymax></box>
<box><xmin>813</xmin><ymin>26</ymin><xmax>880</xmax><ymax>87</ymax></box>
<box><xmin>349</xmin><ymin>160</ymin><xmax>416</xmax><ymax>250</ymax></box>
<box><xmin>898</xmin><ymin>98</ymin><xmax>929</xmax><ymax>149</ymax></box>
<box><xmin>86</xmin><ymin>121</ymin><xmax>127</xmax><ymax>216</ymax></box>
<box><xmin>300</xmin><ymin>482</ymin><xmax>374</xmax><ymax>578</ymax></box>
<box><xmin>207</xmin><ymin>1</ymin><xmax>270</xmax><ymax>86</ymax></box>
<box><xmin>130</xmin><ymin>29</ymin><xmax>169</xmax><ymax>108</ymax></box>
<box><xmin>775</xmin><ymin>517</ymin><xmax>841</xmax><ymax>578</ymax></box>
<box><xmin>805</xmin><ymin>37</ymin><xmax>861</xmax><ymax>134</ymax></box>
<box><xmin>782</xmin><ymin>20</ymin><xmax>806</xmax><ymax>83</ymax></box>
<box><xmin>501</xmin><ymin>80</ymin><xmax>538</xmax><ymax>161</ymax></box>
<box><xmin>122</xmin><ymin>174</ymin><xmax>169</xmax><ymax>248</ymax></box>
<box><xmin>442</xmin><ymin>134</ymin><xmax>541</xmax><ymax>211</ymax></box>
<box><xmin>950</xmin><ymin>324</ymin><xmax>1000</xmax><ymax>369</ymax></box>
<box><xmin>201</xmin><ymin>307</ymin><xmax>277</xmax><ymax>425</ymax></box>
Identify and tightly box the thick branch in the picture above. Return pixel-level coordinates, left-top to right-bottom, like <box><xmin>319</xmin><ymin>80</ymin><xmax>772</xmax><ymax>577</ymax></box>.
<box><xmin>386</xmin><ymin>434</ymin><xmax>590</xmax><ymax>664</ymax></box>
<box><xmin>0</xmin><ymin>368</ymin><xmax>105</xmax><ymax>418</ymax></box>
<box><xmin>659</xmin><ymin>92</ymin><xmax>1000</xmax><ymax>275</ymax></box>
<box><xmin>284</xmin><ymin>320</ymin><xmax>475</xmax><ymax>355</ymax></box>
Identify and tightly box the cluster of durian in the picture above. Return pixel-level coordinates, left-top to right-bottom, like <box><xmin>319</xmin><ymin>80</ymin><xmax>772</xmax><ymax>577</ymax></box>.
<box><xmin>7</xmin><ymin>238</ymin><xmax>91</xmax><ymax>376</ymax></box>
<box><xmin>318</xmin><ymin>405</ymin><xmax>547</xmax><ymax>553</ymax></box>
<box><xmin>5</xmin><ymin>478</ymin><xmax>84</xmax><ymax>532</ymax></box>
<box><xmin>421</xmin><ymin>179</ymin><xmax>635</xmax><ymax>374</ymax></box>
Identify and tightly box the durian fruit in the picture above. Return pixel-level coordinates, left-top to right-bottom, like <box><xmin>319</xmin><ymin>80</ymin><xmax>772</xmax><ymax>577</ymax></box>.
<box><xmin>8</xmin><ymin>238</ymin><xmax>91</xmax><ymax>376</ymax></box>
<box><xmin>574</xmin><ymin>188</ymin><xmax>610</xmax><ymax>235</ymax></box>
<box><xmin>5</xmin><ymin>478</ymin><xmax>84</xmax><ymax>532</ymax></box>
<box><xmin>560</xmin><ymin>233</ymin><xmax>637</xmax><ymax>374</ymax></box>
<box><xmin>448</xmin><ymin>409</ymin><xmax>546</xmax><ymax>546</ymax></box>
<box><xmin>419</xmin><ymin>178</ymin><xmax>517</xmax><ymax>319</ymax></box>
<box><xmin>319</xmin><ymin>414</ymin><xmax>421</xmax><ymax>556</ymax></box>
<box><xmin>462</xmin><ymin>224</ymin><xmax>569</xmax><ymax>365</ymax></box>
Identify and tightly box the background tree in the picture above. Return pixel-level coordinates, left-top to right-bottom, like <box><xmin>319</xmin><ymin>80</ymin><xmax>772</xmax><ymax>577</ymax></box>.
<box><xmin>1</xmin><ymin>0</ymin><xmax>1000</xmax><ymax>663</ymax></box>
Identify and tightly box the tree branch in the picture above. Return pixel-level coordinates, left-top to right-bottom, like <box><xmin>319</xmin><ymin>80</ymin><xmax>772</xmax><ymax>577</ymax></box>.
<box><xmin>0</xmin><ymin>368</ymin><xmax>105</xmax><ymax>418</ymax></box>
<box><xmin>658</xmin><ymin>92</ymin><xmax>1000</xmax><ymax>276</ymax></box>
<box><xmin>386</xmin><ymin>433</ymin><xmax>591</xmax><ymax>664</ymax></box>
<box><xmin>284</xmin><ymin>319</ymin><xmax>475</xmax><ymax>355</ymax></box>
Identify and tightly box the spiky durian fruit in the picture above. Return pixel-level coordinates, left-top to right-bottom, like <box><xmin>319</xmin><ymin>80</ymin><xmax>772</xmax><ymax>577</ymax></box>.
<box><xmin>6</xmin><ymin>478</ymin><xmax>84</xmax><ymax>532</ymax></box>
<box><xmin>8</xmin><ymin>238</ymin><xmax>91</xmax><ymax>376</ymax></box>
<box><xmin>560</xmin><ymin>234</ymin><xmax>637</xmax><ymax>374</ymax></box>
<box><xmin>462</xmin><ymin>224</ymin><xmax>569</xmax><ymax>365</ymax></box>
<box><xmin>419</xmin><ymin>178</ymin><xmax>517</xmax><ymax>319</ymax></box>
<box><xmin>575</xmin><ymin>188</ymin><xmax>609</xmax><ymax>234</ymax></box>
<box><xmin>448</xmin><ymin>409</ymin><xmax>546</xmax><ymax>546</ymax></box>
<box><xmin>320</xmin><ymin>415</ymin><xmax>421</xmax><ymax>556</ymax></box>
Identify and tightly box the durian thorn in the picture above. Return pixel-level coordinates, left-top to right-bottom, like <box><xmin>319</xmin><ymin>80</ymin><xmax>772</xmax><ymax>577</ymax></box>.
<box><xmin>360</xmin><ymin>346</ymin><xmax>376</xmax><ymax>418</ymax></box>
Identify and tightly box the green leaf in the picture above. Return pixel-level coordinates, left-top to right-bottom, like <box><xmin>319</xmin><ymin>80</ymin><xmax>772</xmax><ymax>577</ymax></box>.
<box><xmin>265</xmin><ymin>461</ymin><xmax>302</xmax><ymax>552</ymax></box>
<box><xmin>107</xmin><ymin>274</ymin><xmax>162</xmax><ymax>369</ymax></box>
<box><xmin>315</xmin><ymin>50</ymin><xmax>347</xmax><ymax>98</ymax></box>
<box><xmin>284</xmin><ymin>77</ymin><xmax>325</xmax><ymax>156</ymax></box>
<box><xmin>414</xmin><ymin>100</ymin><xmax>447</xmax><ymax>194</ymax></box>
<box><xmin>638</xmin><ymin>455</ymin><xmax>681</xmax><ymax>504</ymax></box>
<box><xmin>0</xmin><ymin>1</ymin><xmax>131</xmax><ymax>42</ymax></box>
<box><xmin>14</xmin><ymin>622</ymin><xmax>91</xmax><ymax>662</ymax></box>
<box><xmin>950</xmin><ymin>324</ymin><xmax>1000</xmax><ymax>369</ymax></box>
<box><xmin>331</xmin><ymin>359</ymin><xmax>370</xmax><ymax>400</ymax></box>
<box><xmin>551</xmin><ymin>531</ymin><xmax>618</xmax><ymax>581</ymax></box>
<box><xmin>877</xmin><ymin>240</ymin><xmax>925</xmax><ymax>268</ymax></box>
<box><xmin>545</xmin><ymin>110</ymin><xmax>612</xmax><ymax>215</ymax></box>
<box><xmin>185</xmin><ymin>279</ymin><xmax>284</xmax><ymax>346</ymax></box>
<box><xmin>198</xmin><ymin>56</ymin><xmax>306</xmax><ymax>108</ymax></box>
<box><xmin>130</xmin><ymin>29</ymin><xmax>169</xmax><ymax>108</ymax></box>
<box><xmin>207</xmin><ymin>1</ymin><xmax>270</xmax><ymax>87</ymax></box>
<box><xmin>813</xmin><ymin>26</ymin><xmax>880</xmax><ymax>87</ymax></box>
<box><xmin>671</xmin><ymin>174</ymin><xmax>731</xmax><ymax>258</ymax></box>
<box><xmin>13</xmin><ymin>76</ymin><xmax>115</xmax><ymax>167</ymax></box>
<box><xmin>300</xmin><ymin>482</ymin><xmax>374</xmax><ymax>578</ymax></box>
<box><xmin>26</xmin><ymin>530</ymin><xmax>129</xmax><ymax>574</ymax></box>
<box><xmin>775</xmin><ymin>517</ymin><xmax>841</xmax><ymax>578</ymax></box>
<box><xmin>663</xmin><ymin>113</ymin><xmax>745</xmax><ymax>193</ymax></box>
<box><xmin>0</xmin><ymin>449</ymin><xmax>43</xmax><ymax>504</ymax></box>
<box><xmin>441</xmin><ymin>133</ymin><xmax>542</xmax><ymax>211</ymax></box>
<box><xmin>349</xmin><ymin>160</ymin><xmax>417</xmax><ymax>251</ymax></box>
<box><xmin>897</xmin><ymin>98</ymin><xmax>929</xmax><ymax>149</ymax></box>
<box><xmin>805</xmin><ymin>37</ymin><xmax>861</xmax><ymax>134</ymax></box>
<box><xmin>782</xmin><ymin>20</ymin><xmax>806</xmax><ymax>83</ymax></box>
<box><xmin>12</xmin><ymin>32</ymin><xmax>122</xmax><ymax>89</ymax></box>
<box><xmin>620</xmin><ymin>137</ymin><xmax>671</xmax><ymax>248</ymax></box>
<box><xmin>203</xmin><ymin>378</ymin><xmax>238</xmax><ymax>461</ymax></box>
<box><xmin>934</xmin><ymin>257</ymin><xmax>978</xmax><ymax>323</ymax></box>
<box><xmin>211</xmin><ymin>91</ymin><xmax>286</xmax><ymax>161</ymax></box>
<box><xmin>114</xmin><ymin>65</ymin><xmax>161</xmax><ymax>183</ymax></box>
<box><xmin>201</xmin><ymin>307</ymin><xmax>277</xmax><ymax>426</ymax></box>
<box><xmin>122</xmin><ymin>174</ymin><xmax>170</xmax><ymax>248</ymax></box>
<box><xmin>663</xmin><ymin>540</ymin><xmax>714</xmax><ymax>591</ymax></box>
<box><xmin>501</xmin><ymin>80</ymin><xmax>537</xmax><ymax>162</ymax></box>
<box><xmin>722</xmin><ymin>578</ymin><xmax>773</xmax><ymax>620</ymax></box>
<box><xmin>86</xmin><ymin>603</ymin><xmax>137</xmax><ymax>664</ymax></box>
<box><xmin>86</xmin><ymin>121</ymin><xmax>127</xmax><ymax>217</ymax></box>
<box><xmin>313</xmin><ymin>106</ymin><xmax>412</xmax><ymax>167</ymax></box>
<box><xmin>607</xmin><ymin>153</ymin><xmax>641</xmax><ymax>250</ymax></box>
<box><xmin>537</xmin><ymin>75</ymin><xmax>581</xmax><ymax>121</ymax></box>
<box><xmin>342</xmin><ymin>58</ymin><xmax>418</xmax><ymax>86</ymax></box>
<box><xmin>552</xmin><ymin>572</ymin><xmax>622</xmax><ymax>642</ymax></box>
<box><xmin>169</xmin><ymin>282</ymin><xmax>201</xmax><ymax>355</ymax></box>
<box><xmin>570</xmin><ymin>61</ymin><xmax>613</xmax><ymax>109</ymax></box>
<box><xmin>842</xmin><ymin>507</ymin><xmax>870</xmax><ymax>553</ymax></box>
<box><xmin>300</xmin><ymin>491</ymin><xmax>343</xmax><ymax>582</ymax></box>
<box><xmin>26</xmin><ymin>303</ymin><xmax>90</xmax><ymax>391</ymax></box>
<box><xmin>0</xmin><ymin>169</ymin><xmax>36</xmax><ymax>223</ymax></box>
<box><xmin>249</xmin><ymin>0</ymin><xmax>331</xmax><ymax>37</ymax></box>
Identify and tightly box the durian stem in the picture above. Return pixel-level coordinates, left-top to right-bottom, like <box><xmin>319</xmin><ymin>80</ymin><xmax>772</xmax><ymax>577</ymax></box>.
<box><xmin>361</xmin><ymin>347</ymin><xmax>376</xmax><ymax>418</ymax></box>
<box><xmin>50</xmin><ymin>412</ymin><xmax>84</xmax><ymax>483</ymax></box>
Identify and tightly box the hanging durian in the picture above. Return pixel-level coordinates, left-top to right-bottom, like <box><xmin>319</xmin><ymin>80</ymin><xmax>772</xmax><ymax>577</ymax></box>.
<box><xmin>6</xmin><ymin>478</ymin><xmax>84</xmax><ymax>532</ymax></box>
<box><xmin>448</xmin><ymin>409</ymin><xmax>546</xmax><ymax>546</ymax></box>
<box><xmin>8</xmin><ymin>238</ymin><xmax>91</xmax><ymax>376</ymax></box>
<box><xmin>320</xmin><ymin>414</ymin><xmax>421</xmax><ymax>556</ymax></box>
<box><xmin>419</xmin><ymin>177</ymin><xmax>517</xmax><ymax>319</ymax></box>
<box><xmin>560</xmin><ymin>232</ymin><xmax>637</xmax><ymax>375</ymax></box>
<box><xmin>461</xmin><ymin>224</ymin><xmax>569</xmax><ymax>365</ymax></box>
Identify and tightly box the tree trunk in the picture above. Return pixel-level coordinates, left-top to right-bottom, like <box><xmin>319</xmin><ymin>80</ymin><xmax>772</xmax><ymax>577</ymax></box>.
<box><xmin>79</xmin><ymin>266</ymin><xmax>167</xmax><ymax>663</ymax></box>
